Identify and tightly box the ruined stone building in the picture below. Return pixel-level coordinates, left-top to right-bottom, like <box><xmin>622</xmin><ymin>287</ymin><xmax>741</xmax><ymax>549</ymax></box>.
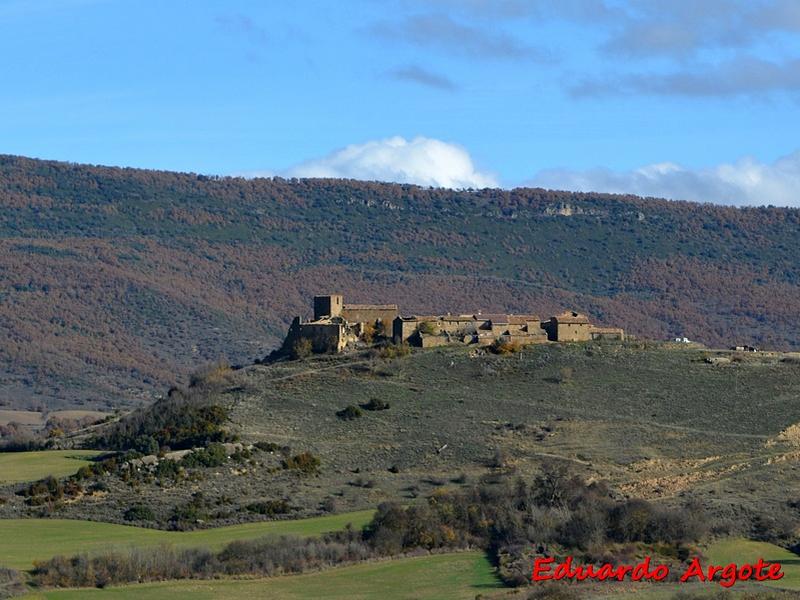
<box><xmin>283</xmin><ymin>295</ymin><xmax>623</xmax><ymax>354</ymax></box>
<box><xmin>283</xmin><ymin>295</ymin><xmax>398</xmax><ymax>354</ymax></box>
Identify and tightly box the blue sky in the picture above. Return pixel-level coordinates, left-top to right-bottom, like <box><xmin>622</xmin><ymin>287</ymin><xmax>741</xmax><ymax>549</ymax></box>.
<box><xmin>2</xmin><ymin>0</ymin><xmax>800</xmax><ymax>205</ymax></box>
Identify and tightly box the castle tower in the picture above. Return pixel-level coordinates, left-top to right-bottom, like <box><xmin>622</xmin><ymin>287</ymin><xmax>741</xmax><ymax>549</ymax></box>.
<box><xmin>313</xmin><ymin>294</ymin><xmax>343</xmax><ymax>320</ymax></box>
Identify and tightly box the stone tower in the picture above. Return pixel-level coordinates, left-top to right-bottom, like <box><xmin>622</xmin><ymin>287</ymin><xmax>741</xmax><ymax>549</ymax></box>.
<box><xmin>313</xmin><ymin>294</ymin><xmax>343</xmax><ymax>320</ymax></box>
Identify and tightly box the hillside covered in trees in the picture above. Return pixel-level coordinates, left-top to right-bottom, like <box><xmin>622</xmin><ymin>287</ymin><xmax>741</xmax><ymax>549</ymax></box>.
<box><xmin>1</xmin><ymin>154</ymin><xmax>799</xmax><ymax>409</ymax></box>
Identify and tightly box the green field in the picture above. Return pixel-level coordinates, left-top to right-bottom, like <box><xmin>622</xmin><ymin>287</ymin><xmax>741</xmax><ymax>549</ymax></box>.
<box><xmin>21</xmin><ymin>551</ymin><xmax>499</xmax><ymax>600</ymax></box>
<box><xmin>0</xmin><ymin>510</ymin><xmax>375</xmax><ymax>570</ymax></box>
<box><xmin>0</xmin><ymin>450</ymin><xmax>103</xmax><ymax>484</ymax></box>
<box><xmin>706</xmin><ymin>538</ymin><xmax>800</xmax><ymax>590</ymax></box>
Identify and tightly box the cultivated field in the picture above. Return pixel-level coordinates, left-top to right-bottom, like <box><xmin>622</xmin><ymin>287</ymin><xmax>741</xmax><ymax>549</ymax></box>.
<box><xmin>0</xmin><ymin>510</ymin><xmax>374</xmax><ymax>570</ymax></box>
<box><xmin>0</xmin><ymin>410</ymin><xmax>109</xmax><ymax>427</ymax></box>
<box><xmin>707</xmin><ymin>538</ymin><xmax>800</xmax><ymax>590</ymax></box>
<box><xmin>0</xmin><ymin>450</ymin><xmax>103</xmax><ymax>484</ymax></box>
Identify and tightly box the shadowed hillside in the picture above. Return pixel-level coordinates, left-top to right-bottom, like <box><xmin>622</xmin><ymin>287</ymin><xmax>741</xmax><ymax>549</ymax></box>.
<box><xmin>2</xmin><ymin>154</ymin><xmax>799</xmax><ymax>408</ymax></box>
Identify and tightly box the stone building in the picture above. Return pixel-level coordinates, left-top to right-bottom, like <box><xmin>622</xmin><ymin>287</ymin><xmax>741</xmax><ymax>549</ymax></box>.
<box><xmin>312</xmin><ymin>294</ymin><xmax>398</xmax><ymax>333</ymax></box>
<box><xmin>393</xmin><ymin>313</ymin><xmax>549</xmax><ymax>347</ymax></box>
<box><xmin>543</xmin><ymin>311</ymin><xmax>592</xmax><ymax>342</ymax></box>
<box><xmin>541</xmin><ymin>311</ymin><xmax>624</xmax><ymax>342</ymax></box>
<box><xmin>283</xmin><ymin>294</ymin><xmax>623</xmax><ymax>355</ymax></box>
<box><xmin>283</xmin><ymin>295</ymin><xmax>399</xmax><ymax>354</ymax></box>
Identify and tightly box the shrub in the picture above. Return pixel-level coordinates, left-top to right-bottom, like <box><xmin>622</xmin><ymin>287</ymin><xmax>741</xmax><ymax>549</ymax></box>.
<box><xmin>182</xmin><ymin>443</ymin><xmax>228</xmax><ymax>468</ymax></box>
<box><xmin>290</xmin><ymin>338</ymin><xmax>313</xmax><ymax>360</ymax></box>
<box><xmin>189</xmin><ymin>360</ymin><xmax>232</xmax><ymax>388</ymax></box>
<box><xmin>378</xmin><ymin>342</ymin><xmax>410</xmax><ymax>359</ymax></box>
<box><xmin>418</xmin><ymin>321</ymin><xmax>438</xmax><ymax>335</ymax></box>
<box><xmin>336</xmin><ymin>405</ymin><xmax>362</xmax><ymax>420</ymax></box>
<box><xmin>154</xmin><ymin>459</ymin><xmax>181</xmax><ymax>479</ymax></box>
<box><xmin>283</xmin><ymin>451</ymin><xmax>320</xmax><ymax>474</ymax></box>
<box><xmin>254</xmin><ymin>441</ymin><xmax>280</xmax><ymax>452</ymax></box>
<box><xmin>350</xmin><ymin>477</ymin><xmax>376</xmax><ymax>488</ymax></box>
<box><xmin>361</xmin><ymin>323</ymin><xmax>375</xmax><ymax>344</ymax></box>
<box><xmin>361</xmin><ymin>398</ymin><xmax>390</xmax><ymax>411</ymax></box>
<box><xmin>490</xmin><ymin>339</ymin><xmax>522</xmax><ymax>354</ymax></box>
<box><xmin>488</xmin><ymin>448</ymin><xmax>508</xmax><ymax>469</ymax></box>
<box><xmin>133</xmin><ymin>435</ymin><xmax>160</xmax><ymax>455</ymax></box>
<box><xmin>245</xmin><ymin>500</ymin><xmax>291</xmax><ymax>516</ymax></box>
<box><xmin>123</xmin><ymin>504</ymin><xmax>156</xmax><ymax>522</ymax></box>
<box><xmin>170</xmin><ymin>493</ymin><xmax>209</xmax><ymax>526</ymax></box>
<box><xmin>0</xmin><ymin>567</ymin><xmax>24</xmax><ymax>598</ymax></box>
<box><xmin>527</xmin><ymin>585</ymin><xmax>582</xmax><ymax>600</ymax></box>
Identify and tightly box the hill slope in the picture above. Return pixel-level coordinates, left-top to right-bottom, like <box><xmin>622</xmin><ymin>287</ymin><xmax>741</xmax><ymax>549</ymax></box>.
<box><xmin>3</xmin><ymin>344</ymin><xmax>799</xmax><ymax>531</ymax></box>
<box><xmin>1</xmin><ymin>154</ymin><xmax>800</xmax><ymax>408</ymax></box>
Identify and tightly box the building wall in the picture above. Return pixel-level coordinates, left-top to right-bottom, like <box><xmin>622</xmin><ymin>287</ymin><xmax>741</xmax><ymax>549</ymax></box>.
<box><xmin>285</xmin><ymin>317</ymin><xmax>345</xmax><ymax>353</ymax></box>
<box><xmin>393</xmin><ymin>318</ymin><xmax>419</xmax><ymax>344</ymax></box>
<box><xmin>590</xmin><ymin>328</ymin><xmax>625</xmax><ymax>341</ymax></box>
<box><xmin>439</xmin><ymin>319</ymin><xmax>477</xmax><ymax>334</ymax></box>
<box><xmin>555</xmin><ymin>322</ymin><xmax>592</xmax><ymax>342</ymax></box>
<box><xmin>420</xmin><ymin>335</ymin><xmax>450</xmax><ymax>348</ymax></box>
<box><xmin>298</xmin><ymin>322</ymin><xmax>346</xmax><ymax>353</ymax></box>
<box><xmin>314</xmin><ymin>295</ymin><xmax>343</xmax><ymax>320</ymax></box>
<box><xmin>341</xmin><ymin>307</ymin><xmax>398</xmax><ymax>331</ymax></box>
<box><xmin>502</xmin><ymin>333</ymin><xmax>548</xmax><ymax>345</ymax></box>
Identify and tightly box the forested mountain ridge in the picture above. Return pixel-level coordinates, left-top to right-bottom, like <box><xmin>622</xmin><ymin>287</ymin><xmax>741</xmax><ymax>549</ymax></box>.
<box><xmin>1</xmin><ymin>153</ymin><xmax>799</xmax><ymax>409</ymax></box>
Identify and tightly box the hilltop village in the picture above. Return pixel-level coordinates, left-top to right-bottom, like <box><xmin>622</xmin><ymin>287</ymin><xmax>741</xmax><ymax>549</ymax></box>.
<box><xmin>282</xmin><ymin>294</ymin><xmax>624</xmax><ymax>354</ymax></box>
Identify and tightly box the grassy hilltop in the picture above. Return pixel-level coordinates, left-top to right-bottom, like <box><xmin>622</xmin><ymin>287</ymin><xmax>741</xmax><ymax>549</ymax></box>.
<box><xmin>226</xmin><ymin>343</ymin><xmax>800</xmax><ymax>521</ymax></box>
<box><xmin>5</xmin><ymin>342</ymin><xmax>799</xmax><ymax>532</ymax></box>
<box><xmin>2</xmin><ymin>154</ymin><xmax>800</xmax><ymax>409</ymax></box>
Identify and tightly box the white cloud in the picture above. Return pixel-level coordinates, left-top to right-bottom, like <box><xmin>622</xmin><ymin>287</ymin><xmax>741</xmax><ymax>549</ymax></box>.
<box><xmin>528</xmin><ymin>151</ymin><xmax>800</xmax><ymax>207</ymax></box>
<box><xmin>283</xmin><ymin>136</ymin><xmax>497</xmax><ymax>189</ymax></box>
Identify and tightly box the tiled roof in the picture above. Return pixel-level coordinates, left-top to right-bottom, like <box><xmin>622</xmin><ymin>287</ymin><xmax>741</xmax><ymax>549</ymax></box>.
<box><xmin>508</xmin><ymin>315</ymin><xmax>540</xmax><ymax>324</ymax></box>
<box><xmin>553</xmin><ymin>311</ymin><xmax>590</xmax><ymax>324</ymax></box>
<box><xmin>480</xmin><ymin>314</ymin><xmax>510</xmax><ymax>324</ymax></box>
<box><xmin>344</xmin><ymin>304</ymin><xmax>398</xmax><ymax>310</ymax></box>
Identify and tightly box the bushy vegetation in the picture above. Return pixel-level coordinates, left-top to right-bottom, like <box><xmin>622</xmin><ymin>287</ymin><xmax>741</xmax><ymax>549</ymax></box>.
<box><xmin>29</xmin><ymin>469</ymin><xmax>709</xmax><ymax>590</ymax></box>
<box><xmin>376</xmin><ymin>342</ymin><xmax>411</xmax><ymax>360</ymax></box>
<box><xmin>180</xmin><ymin>443</ymin><xmax>227</xmax><ymax>468</ymax></box>
<box><xmin>361</xmin><ymin>398</ymin><xmax>390</xmax><ymax>411</ymax></box>
<box><xmin>31</xmin><ymin>531</ymin><xmax>374</xmax><ymax>589</ymax></box>
<box><xmin>282</xmin><ymin>451</ymin><xmax>321</xmax><ymax>474</ymax></box>
<box><xmin>364</xmin><ymin>466</ymin><xmax>707</xmax><ymax>586</ymax></box>
<box><xmin>245</xmin><ymin>499</ymin><xmax>291</xmax><ymax>516</ymax></box>
<box><xmin>0</xmin><ymin>567</ymin><xmax>24</xmax><ymax>599</ymax></box>
<box><xmin>89</xmin><ymin>387</ymin><xmax>231</xmax><ymax>453</ymax></box>
<box><xmin>17</xmin><ymin>453</ymin><xmax>127</xmax><ymax>507</ymax></box>
<box><xmin>123</xmin><ymin>504</ymin><xmax>155</xmax><ymax>522</ymax></box>
<box><xmin>418</xmin><ymin>322</ymin><xmax>438</xmax><ymax>335</ymax></box>
<box><xmin>336</xmin><ymin>405</ymin><xmax>362</xmax><ymax>420</ymax></box>
<box><xmin>490</xmin><ymin>339</ymin><xmax>523</xmax><ymax>355</ymax></box>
